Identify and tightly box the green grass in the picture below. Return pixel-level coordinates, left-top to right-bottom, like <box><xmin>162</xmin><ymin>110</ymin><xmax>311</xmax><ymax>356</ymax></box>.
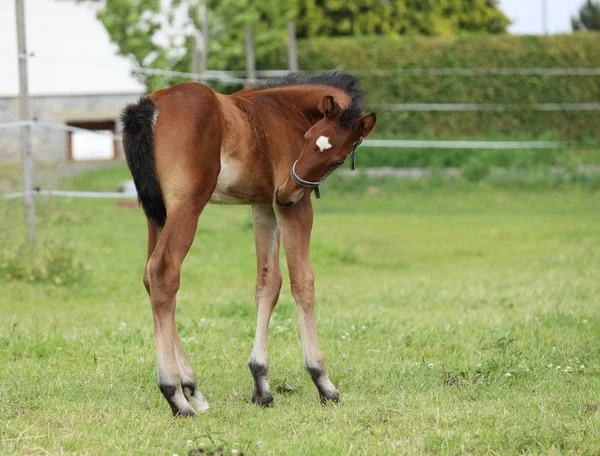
<box><xmin>1</xmin><ymin>167</ymin><xmax>600</xmax><ymax>455</ymax></box>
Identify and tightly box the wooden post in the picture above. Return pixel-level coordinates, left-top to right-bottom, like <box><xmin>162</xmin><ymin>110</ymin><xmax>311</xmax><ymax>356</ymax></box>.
<box><xmin>200</xmin><ymin>5</ymin><xmax>209</xmax><ymax>73</ymax></box>
<box><xmin>192</xmin><ymin>34</ymin><xmax>200</xmax><ymax>75</ymax></box>
<box><xmin>15</xmin><ymin>0</ymin><xmax>36</xmax><ymax>247</ymax></box>
<box><xmin>287</xmin><ymin>22</ymin><xmax>298</xmax><ymax>72</ymax></box>
<box><xmin>245</xmin><ymin>25</ymin><xmax>256</xmax><ymax>82</ymax></box>
<box><xmin>192</xmin><ymin>5</ymin><xmax>209</xmax><ymax>75</ymax></box>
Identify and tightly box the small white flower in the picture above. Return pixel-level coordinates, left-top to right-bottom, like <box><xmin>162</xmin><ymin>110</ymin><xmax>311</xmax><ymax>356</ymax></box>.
<box><xmin>565</xmin><ymin>366</ymin><xmax>572</xmax><ymax>371</ymax></box>
<box><xmin>505</xmin><ymin>372</ymin><xmax>512</xmax><ymax>377</ymax></box>
<box><xmin>581</xmin><ymin>365</ymin><xmax>585</xmax><ymax>369</ymax></box>
<box><xmin>547</xmin><ymin>364</ymin><xmax>553</xmax><ymax>368</ymax></box>
<box><xmin>476</xmin><ymin>364</ymin><xmax>482</xmax><ymax>368</ymax></box>
<box><xmin>200</xmin><ymin>318</ymin><xmax>206</xmax><ymax>323</ymax></box>
<box><xmin>556</xmin><ymin>366</ymin><xmax>561</xmax><ymax>370</ymax></box>
<box><xmin>582</xmin><ymin>319</ymin><xmax>588</xmax><ymax>324</ymax></box>
<box><xmin>428</xmin><ymin>363</ymin><xmax>434</xmax><ymax>368</ymax></box>
<box><xmin>361</xmin><ymin>325</ymin><xmax>366</xmax><ymax>330</ymax></box>
<box><xmin>232</xmin><ymin>450</ymin><xmax>239</xmax><ymax>454</ymax></box>
<box><xmin>351</xmin><ymin>325</ymin><xmax>356</xmax><ymax>330</ymax></box>
<box><xmin>187</xmin><ymin>440</ymin><xmax>193</xmax><ymax>446</ymax></box>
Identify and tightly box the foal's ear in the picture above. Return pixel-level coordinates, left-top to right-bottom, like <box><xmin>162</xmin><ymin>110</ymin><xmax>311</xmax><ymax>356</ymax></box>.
<box><xmin>358</xmin><ymin>113</ymin><xmax>377</xmax><ymax>137</ymax></box>
<box><xmin>319</xmin><ymin>95</ymin><xmax>342</xmax><ymax>118</ymax></box>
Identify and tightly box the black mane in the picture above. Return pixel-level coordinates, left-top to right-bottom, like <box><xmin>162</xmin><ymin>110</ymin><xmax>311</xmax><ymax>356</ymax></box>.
<box><xmin>249</xmin><ymin>71</ymin><xmax>365</xmax><ymax>126</ymax></box>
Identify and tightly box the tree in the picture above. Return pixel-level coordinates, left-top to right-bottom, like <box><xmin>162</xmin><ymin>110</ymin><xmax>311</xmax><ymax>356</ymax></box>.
<box><xmin>82</xmin><ymin>0</ymin><xmax>295</xmax><ymax>91</ymax></box>
<box><xmin>572</xmin><ymin>0</ymin><xmax>600</xmax><ymax>31</ymax></box>
<box><xmin>297</xmin><ymin>0</ymin><xmax>509</xmax><ymax>38</ymax></box>
<box><xmin>82</xmin><ymin>0</ymin><xmax>510</xmax><ymax>92</ymax></box>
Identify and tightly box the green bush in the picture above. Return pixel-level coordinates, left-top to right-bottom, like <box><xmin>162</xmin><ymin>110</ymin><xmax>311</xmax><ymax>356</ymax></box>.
<box><xmin>0</xmin><ymin>240</ymin><xmax>86</xmax><ymax>286</ymax></box>
<box><xmin>259</xmin><ymin>33</ymin><xmax>600</xmax><ymax>140</ymax></box>
<box><xmin>462</xmin><ymin>156</ymin><xmax>490</xmax><ymax>182</ymax></box>
<box><xmin>351</xmin><ymin>142</ymin><xmax>600</xmax><ymax>169</ymax></box>
<box><xmin>320</xmin><ymin>164</ymin><xmax>600</xmax><ymax>193</ymax></box>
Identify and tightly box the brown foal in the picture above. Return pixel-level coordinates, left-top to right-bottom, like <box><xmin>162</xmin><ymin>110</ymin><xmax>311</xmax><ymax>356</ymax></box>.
<box><xmin>121</xmin><ymin>72</ymin><xmax>376</xmax><ymax>416</ymax></box>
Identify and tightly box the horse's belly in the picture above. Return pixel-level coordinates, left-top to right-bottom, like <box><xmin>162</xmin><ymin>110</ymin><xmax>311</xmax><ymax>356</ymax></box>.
<box><xmin>209</xmin><ymin>154</ymin><xmax>247</xmax><ymax>205</ymax></box>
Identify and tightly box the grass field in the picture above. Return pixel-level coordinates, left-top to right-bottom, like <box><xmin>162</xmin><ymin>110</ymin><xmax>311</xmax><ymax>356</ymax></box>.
<box><xmin>1</xmin><ymin>166</ymin><xmax>600</xmax><ymax>455</ymax></box>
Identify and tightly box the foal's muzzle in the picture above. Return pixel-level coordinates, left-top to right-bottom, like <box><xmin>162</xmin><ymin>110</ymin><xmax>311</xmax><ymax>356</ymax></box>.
<box><xmin>289</xmin><ymin>137</ymin><xmax>363</xmax><ymax>200</ymax></box>
<box><xmin>275</xmin><ymin>186</ymin><xmax>304</xmax><ymax>207</ymax></box>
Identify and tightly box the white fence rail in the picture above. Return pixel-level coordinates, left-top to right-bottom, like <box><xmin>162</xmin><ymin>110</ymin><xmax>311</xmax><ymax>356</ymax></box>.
<box><xmin>371</xmin><ymin>103</ymin><xmax>600</xmax><ymax>112</ymax></box>
<box><xmin>0</xmin><ymin>120</ymin><xmax>583</xmax><ymax>150</ymax></box>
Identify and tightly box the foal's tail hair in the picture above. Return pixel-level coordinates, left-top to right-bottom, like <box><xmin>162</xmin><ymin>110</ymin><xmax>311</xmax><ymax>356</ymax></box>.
<box><xmin>120</xmin><ymin>97</ymin><xmax>167</xmax><ymax>227</ymax></box>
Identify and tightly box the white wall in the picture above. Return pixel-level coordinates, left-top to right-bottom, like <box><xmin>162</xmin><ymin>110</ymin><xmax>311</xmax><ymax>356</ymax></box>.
<box><xmin>0</xmin><ymin>0</ymin><xmax>145</xmax><ymax>97</ymax></box>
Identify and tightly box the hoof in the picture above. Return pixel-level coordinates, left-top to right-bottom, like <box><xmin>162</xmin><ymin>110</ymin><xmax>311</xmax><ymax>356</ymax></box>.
<box><xmin>310</xmin><ymin>373</ymin><xmax>339</xmax><ymax>405</ymax></box>
<box><xmin>252</xmin><ymin>391</ymin><xmax>274</xmax><ymax>407</ymax></box>
<box><xmin>319</xmin><ymin>389</ymin><xmax>340</xmax><ymax>404</ymax></box>
<box><xmin>188</xmin><ymin>394</ymin><xmax>210</xmax><ymax>413</ymax></box>
<box><xmin>183</xmin><ymin>385</ymin><xmax>210</xmax><ymax>414</ymax></box>
<box><xmin>160</xmin><ymin>382</ymin><xmax>199</xmax><ymax>418</ymax></box>
<box><xmin>173</xmin><ymin>406</ymin><xmax>197</xmax><ymax>418</ymax></box>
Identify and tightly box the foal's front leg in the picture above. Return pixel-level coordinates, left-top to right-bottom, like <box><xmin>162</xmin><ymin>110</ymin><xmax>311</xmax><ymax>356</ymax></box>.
<box><xmin>248</xmin><ymin>204</ymin><xmax>282</xmax><ymax>406</ymax></box>
<box><xmin>276</xmin><ymin>194</ymin><xmax>339</xmax><ymax>403</ymax></box>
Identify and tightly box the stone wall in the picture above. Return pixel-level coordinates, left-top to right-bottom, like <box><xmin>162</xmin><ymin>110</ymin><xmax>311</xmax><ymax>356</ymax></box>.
<box><xmin>0</xmin><ymin>92</ymin><xmax>142</xmax><ymax>162</ymax></box>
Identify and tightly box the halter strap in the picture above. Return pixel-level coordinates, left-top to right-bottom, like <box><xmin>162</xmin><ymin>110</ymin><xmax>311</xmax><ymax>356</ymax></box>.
<box><xmin>290</xmin><ymin>160</ymin><xmax>322</xmax><ymax>198</ymax></box>
<box><xmin>289</xmin><ymin>136</ymin><xmax>363</xmax><ymax>199</ymax></box>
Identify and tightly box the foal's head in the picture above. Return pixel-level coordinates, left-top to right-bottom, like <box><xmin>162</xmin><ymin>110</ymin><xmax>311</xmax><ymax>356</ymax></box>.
<box><xmin>276</xmin><ymin>96</ymin><xmax>376</xmax><ymax>207</ymax></box>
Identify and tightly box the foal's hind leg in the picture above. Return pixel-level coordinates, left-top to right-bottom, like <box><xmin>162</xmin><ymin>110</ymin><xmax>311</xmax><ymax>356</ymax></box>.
<box><xmin>147</xmin><ymin>198</ymin><xmax>210</xmax><ymax>417</ymax></box>
<box><xmin>248</xmin><ymin>204</ymin><xmax>282</xmax><ymax>406</ymax></box>
<box><xmin>276</xmin><ymin>195</ymin><xmax>339</xmax><ymax>403</ymax></box>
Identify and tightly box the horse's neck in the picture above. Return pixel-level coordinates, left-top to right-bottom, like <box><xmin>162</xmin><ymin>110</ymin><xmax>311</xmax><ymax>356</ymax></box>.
<box><xmin>228</xmin><ymin>85</ymin><xmax>351</xmax><ymax>171</ymax></box>
<box><xmin>237</xmin><ymin>85</ymin><xmax>351</xmax><ymax>126</ymax></box>
<box><xmin>278</xmin><ymin>85</ymin><xmax>351</xmax><ymax>123</ymax></box>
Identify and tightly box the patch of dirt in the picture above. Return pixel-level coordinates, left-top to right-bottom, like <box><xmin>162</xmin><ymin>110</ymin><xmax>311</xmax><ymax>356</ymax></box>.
<box><xmin>365</xmin><ymin>185</ymin><xmax>381</xmax><ymax>195</ymax></box>
<box><xmin>583</xmin><ymin>403</ymin><xmax>599</xmax><ymax>414</ymax></box>
<box><xmin>444</xmin><ymin>370</ymin><xmax>484</xmax><ymax>388</ymax></box>
<box><xmin>189</xmin><ymin>448</ymin><xmax>244</xmax><ymax>456</ymax></box>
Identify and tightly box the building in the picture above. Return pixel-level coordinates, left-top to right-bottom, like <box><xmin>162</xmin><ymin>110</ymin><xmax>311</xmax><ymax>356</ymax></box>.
<box><xmin>0</xmin><ymin>0</ymin><xmax>145</xmax><ymax>162</ymax></box>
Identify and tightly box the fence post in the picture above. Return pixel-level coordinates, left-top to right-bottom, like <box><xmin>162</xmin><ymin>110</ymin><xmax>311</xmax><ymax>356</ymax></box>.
<box><xmin>15</xmin><ymin>0</ymin><xmax>36</xmax><ymax>247</ymax></box>
<box><xmin>245</xmin><ymin>25</ymin><xmax>256</xmax><ymax>82</ymax></box>
<box><xmin>192</xmin><ymin>6</ymin><xmax>209</xmax><ymax>75</ymax></box>
<box><xmin>287</xmin><ymin>22</ymin><xmax>298</xmax><ymax>72</ymax></box>
<box><xmin>200</xmin><ymin>5</ymin><xmax>209</xmax><ymax>73</ymax></box>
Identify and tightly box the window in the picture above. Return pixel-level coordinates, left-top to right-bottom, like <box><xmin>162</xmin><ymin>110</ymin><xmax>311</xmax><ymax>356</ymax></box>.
<box><xmin>67</xmin><ymin>120</ymin><xmax>118</xmax><ymax>161</ymax></box>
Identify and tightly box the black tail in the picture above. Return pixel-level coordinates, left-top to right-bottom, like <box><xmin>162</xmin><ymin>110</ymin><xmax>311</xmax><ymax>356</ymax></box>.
<box><xmin>120</xmin><ymin>97</ymin><xmax>167</xmax><ymax>227</ymax></box>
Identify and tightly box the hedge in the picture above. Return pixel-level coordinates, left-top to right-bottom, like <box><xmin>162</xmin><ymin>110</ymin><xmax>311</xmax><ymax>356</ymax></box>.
<box><xmin>259</xmin><ymin>33</ymin><xmax>600</xmax><ymax>140</ymax></box>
